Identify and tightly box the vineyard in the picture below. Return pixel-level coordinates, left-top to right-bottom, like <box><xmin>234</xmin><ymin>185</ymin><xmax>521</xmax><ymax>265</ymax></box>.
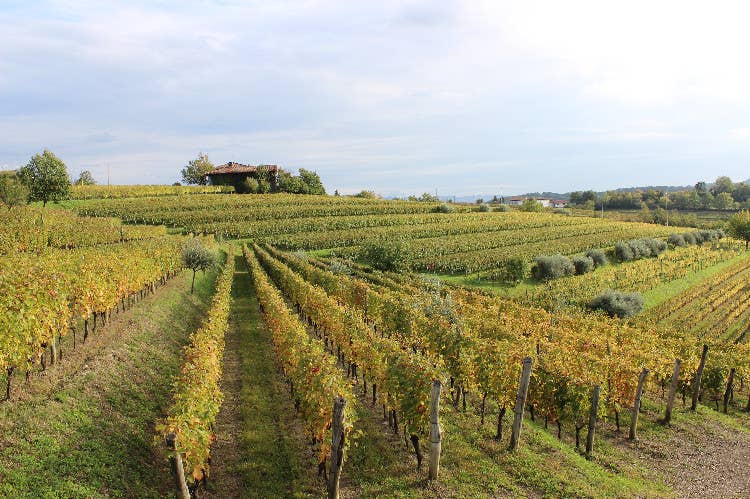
<box><xmin>3</xmin><ymin>193</ymin><xmax>750</xmax><ymax>497</ymax></box>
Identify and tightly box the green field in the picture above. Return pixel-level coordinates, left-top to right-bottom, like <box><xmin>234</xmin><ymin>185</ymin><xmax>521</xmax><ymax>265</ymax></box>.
<box><xmin>3</xmin><ymin>189</ymin><xmax>750</xmax><ymax>498</ymax></box>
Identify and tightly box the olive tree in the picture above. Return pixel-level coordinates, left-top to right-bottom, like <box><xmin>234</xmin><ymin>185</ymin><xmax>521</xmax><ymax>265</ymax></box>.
<box><xmin>182</xmin><ymin>238</ymin><xmax>216</xmax><ymax>293</ymax></box>
<box><xmin>17</xmin><ymin>150</ymin><xmax>70</xmax><ymax>206</ymax></box>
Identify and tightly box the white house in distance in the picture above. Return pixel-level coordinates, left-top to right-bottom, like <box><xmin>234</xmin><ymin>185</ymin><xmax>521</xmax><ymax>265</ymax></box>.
<box><xmin>507</xmin><ymin>196</ymin><xmax>568</xmax><ymax>208</ymax></box>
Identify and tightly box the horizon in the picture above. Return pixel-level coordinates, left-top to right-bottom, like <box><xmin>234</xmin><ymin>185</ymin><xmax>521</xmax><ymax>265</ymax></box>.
<box><xmin>3</xmin><ymin>1</ymin><xmax>750</xmax><ymax>195</ymax></box>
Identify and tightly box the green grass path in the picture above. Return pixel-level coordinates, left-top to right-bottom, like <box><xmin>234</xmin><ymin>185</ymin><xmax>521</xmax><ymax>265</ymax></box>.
<box><xmin>204</xmin><ymin>254</ymin><xmax>319</xmax><ymax>498</ymax></box>
<box><xmin>0</xmin><ymin>270</ymin><xmax>216</xmax><ymax>498</ymax></box>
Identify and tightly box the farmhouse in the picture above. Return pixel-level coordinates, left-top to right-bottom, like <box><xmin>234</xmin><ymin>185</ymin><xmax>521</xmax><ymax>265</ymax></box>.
<box><xmin>205</xmin><ymin>162</ymin><xmax>279</xmax><ymax>189</ymax></box>
<box><xmin>506</xmin><ymin>196</ymin><xmax>568</xmax><ymax>208</ymax></box>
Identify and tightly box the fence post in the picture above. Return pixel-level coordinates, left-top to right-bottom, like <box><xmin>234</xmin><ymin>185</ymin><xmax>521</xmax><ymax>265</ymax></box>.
<box><xmin>664</xmin><ymin>359</ymin><xmax>681</xmax><ymax>424</ymax></box>
<box><xmin>510</xmin><ymin>357</ymin><xmax>534</xmax><ymax>451</ymax></box>
<box><xmin>166</xmin><ymin>433</ymin><xmax>190</xmax><ymax>499</ymax></box>
<box><xmin>585</xmin><ymin>385</ymin><xmax>600</xmax><ymax>460</ymax></box>
<box><xmin>429</xmin><ymin>380</ymin><xmax>442</xmax><ymax>481</ymax></box>
<box><xmin>691</xmin><ymin>345</ymin><xmax>709</xmax><ymax>411</ymax></box>
<box><xmin>629</xmin><ymin>368</ymin><xmax>649</xmax><ymax>440</ymax></box>
<box><xmin>723</xmin><ymin>367</ymin><xmax>736</xmax><ymax>414</ymax></box>
<box><xmin>328</xmin><ymin>396</ymin><xmax>347</xmax><ymax>499</ymax></box>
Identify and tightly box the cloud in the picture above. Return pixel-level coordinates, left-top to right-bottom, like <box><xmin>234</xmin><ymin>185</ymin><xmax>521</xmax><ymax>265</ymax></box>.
<box><xmin>729</xmin><ymin>128</ymin><xmax>750</xmax><ymax>140</ymax></box>
<box><xmin>1</xmin><ymin>1</ymin><xmax>750</xmax><ymax>194</ymax></box>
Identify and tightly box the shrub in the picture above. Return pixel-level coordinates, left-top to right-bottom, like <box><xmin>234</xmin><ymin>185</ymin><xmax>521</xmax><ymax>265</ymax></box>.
<box><xmin>586</xmin><ymin>249</ymin><xmax>608</xmax><ymax>267</ymax></box>
<box><xmin>432</xmin><ymin>203</ymin><xmax>454</xmax><ymax>214</ymax></box>
<box><xmin>239</xmin><ymin>177</ymin><xmax>259</xmax><ymax>194</ymax></box>
<box><xmin>571</xmin><ymin>255</ymin><xmax>595</xmax><ymax>275</ymax></box>
<box><xmin>643</xmin><ymin>238</ymin><xmax>667</xmax><ymax>256</ymax></box>
<box><xmin>533</xmin><ymin>254</ymin><xmax>575</xmax><ymax>281</ymax></box>
<box><xmin>590</xmin><ymin>289</ymin><xmax>644</xmax><ymax>318</ymax></box>
<box><xmin>482</xmin><ymin>257</ymin><xmax>530</xmax><ymax>284</ymax></box>
<box><xmin>682</xmin><ymin>232</ymin><xmax>697</xmax><ymax>245</ymax></box>
<box><xmin>627</xmin><ymin>239</ymin><xmax>651</xmax><ymax>259</ymax></box>
<box><xmin>359</xmin><ymin>239</ymin><xmax>411</xmax><ymax>271</ymax></box>
<box><xmin>614</xmin><ymin>241</ymin><xmax>635</xmax><ymax>261</ymax></box>
<box><xmin>693</xmin><ymin>231</ymin><xmax>705</xmax><ymax>244</ymax></box>
<box><xmin>478</xmin><ymin>203</ymin><xmax>490</xmax><ymax>212</ymax></box>
<box><xmin>668</xmin><ymin>233</ymin><xmax>686</xmax><ymax>247</ymax></box>
<box><xmin>493</xmin><ymin>204</ymin><xmax>510</xmax><ymax>212</ymax></box>
<box><xmin>699</xmin><ymin>229</ymin><xmax>716</xmax><ymax>242</ymax></box>
<box><xmin>520</xmin><ymin>198</ymin><xmax>544</xmax><ymax>212</ymax></box>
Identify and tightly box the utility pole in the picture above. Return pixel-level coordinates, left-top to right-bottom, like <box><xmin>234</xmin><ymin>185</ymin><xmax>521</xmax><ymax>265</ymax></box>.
<box><xmin>665</xmin><ymin>193</ymin><xmax>669</xmax><ymax>226</ymax></box>
<box><xmin>107</xmin><ymin>163</ymin><xmax>111</xmax><ymax>186</ymax></box>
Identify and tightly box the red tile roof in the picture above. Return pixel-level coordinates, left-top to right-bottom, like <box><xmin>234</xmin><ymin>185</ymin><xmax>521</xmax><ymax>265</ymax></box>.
<box><xmin>206</xmin><ymin>162</ymin><xmax>279</xmax><ymax>175</ymax></box>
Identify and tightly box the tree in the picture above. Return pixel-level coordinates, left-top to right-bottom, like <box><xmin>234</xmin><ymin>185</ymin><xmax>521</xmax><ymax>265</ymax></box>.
<box><xmin>181</xmin><ymin>152</ymin><xmax>214</xmax><ymax>185</ymax></box>
<box><xmin>519</xmin><ymin>198</ymin><xmax>543</xmax><ymax>212</ymax></box>
<box><xmin>0</xmin><ymin>173</ymin><xmax>28</xmax><ymax>209</ymax></box>
<box><xmin>711</xmin><ymin>176</ymin><xmax>734</xmax><ymax>196</ymax></box>
<box><xmin>17</xmin><ymin>150</ymin><xmax>71</xmax><ymax>206</ymax></box>
<box><xmin>713</xmin><ymin>192</ymin><xmax>735</xmax><ymax>210</ymax></box>
<box><xmin>726</xmin><ymin>211</ymin><xmax>750</xmax><ymax>249</ymax></box>
<box><xmin>75</xmin><ymin>170</ymin><xmax>96</xmax><ymax>185</ymax></box>
<box><xmin>182</xmin><ymin>238</ymin><xmax>215</xmax><ymax>293</ymax></box>
<box><xmin>298</xmin><ymin>168</ymin><xmax>325</xmax><ymax>195</ymax></box>
<box><xmin>359</xmin><ymin>239</ymin><xmax>411</xmax><ymax>271</ymax></box>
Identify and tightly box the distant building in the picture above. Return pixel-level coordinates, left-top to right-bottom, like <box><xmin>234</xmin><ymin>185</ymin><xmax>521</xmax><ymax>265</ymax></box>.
<box><xmin>205</xmin><ymin>162</ymin><xmax>279</xmax><ymax>189</ymax></box>
<box><xmin>506</xmin><ymin>196</ymin><xmax>568</xmax><ymax>208</ymax></box>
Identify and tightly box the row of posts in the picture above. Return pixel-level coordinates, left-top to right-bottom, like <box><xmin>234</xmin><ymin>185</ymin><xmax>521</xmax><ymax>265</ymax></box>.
<box><xmin>167</xmin><ymin>346</ymin><xmax>718</xmax><ymax>497</ymax></box>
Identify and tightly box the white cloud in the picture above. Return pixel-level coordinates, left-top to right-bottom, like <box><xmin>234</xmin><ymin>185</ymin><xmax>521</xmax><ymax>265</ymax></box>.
<box><xmin>729</xmin><ymin>128</ymin><xmax>750</xmax><ymax>140</ymax></box>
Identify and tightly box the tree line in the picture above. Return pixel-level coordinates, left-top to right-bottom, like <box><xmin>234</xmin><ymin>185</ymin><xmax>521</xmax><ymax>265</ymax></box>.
<box><xmin>569</xmin><ymin>176</ymin><xmax>750</xmax><ymax>211</ymax></box>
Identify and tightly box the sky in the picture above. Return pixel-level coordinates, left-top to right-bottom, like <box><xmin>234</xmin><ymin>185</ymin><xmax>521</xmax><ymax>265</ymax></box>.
<box><xmin>2</xmin><ymin>0</ymin><xmax>750</xmax><ymax>196</ymax></box>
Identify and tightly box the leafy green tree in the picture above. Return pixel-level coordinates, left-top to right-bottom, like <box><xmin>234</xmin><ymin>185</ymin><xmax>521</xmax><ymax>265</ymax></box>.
<box><xmin>182</xmin><ymin>238</ymin><xmax>215</xmax><ymax>293</ymax></box>
<box><xmin>0</xmin><ymin>173</ymin><xmax>29</xmax><ymax>209</ymax></box>
<box><xmin>17</xmin><ymin>150</ymin><xmax>71</xmax><ymax>206</ymax></box>
<box><xmin>181</xmin><ymin>152</ymin><xmax>214</xmax><ymax>185</ymax></box>
<box><xmin>354</xmin><ymin>190</ymin><xmax>380</xmax><ymax>199</ymax></box>
<box><xmin>298</xmin><ymin>168</ymin><xmax>325</xmax><ymax>195</ymax></box>
<box><xmin>711</xmin><ymin>175</ymin><xmax>734</xmax><ymax>195</ymax></box>
<box><xmin>277</xmin><ymin>172</ymin><xmax>308</xmax><ymax>194</ymax></box>
<box><xmin>519</xmin><ymin>198</ymin><xmax>543</xmax><ymax>212</ymax></box>
<box><xmin>75</xmin><ymin>170</ymin><xmax>96</xmax><ymax>185</ymax></box>
<box><xmin>713</xmin><ymin>191</ymin><xmax>735</xmax><ymax>210</ymax></box>
<box><xmin>726</xmin><ymin>210</ymin><xmax>750</xmax><ymax>249</ymax></box>
<box><xmin>359</xmin><ymin>239</ymin><xmax>411</xmax><ymax>271</ymax></box>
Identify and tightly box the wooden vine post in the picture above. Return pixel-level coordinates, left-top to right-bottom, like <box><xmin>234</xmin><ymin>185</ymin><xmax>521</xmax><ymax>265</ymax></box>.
<box><xmin>328</xmin><ymin>396</ymin><xmax>347</xmax><ymax>499</ymax></box>
<box><xmin>723</xmin><ymin>367</ymin><xmax>736</xmax><ymax>414</ymax></box>
<box><xmin>691</xmin><ymin>344</ymin><xmax>709</xmax><ymax>411</ymax></box>
<box><xmin>510</xmin><ymin>357</ymin><xmax>533</xmax><ymax>451</ymax></box>
<box><xmin>629</xmin><ymin>368</ymin><xmax>649</xmax><ymax>440</ymax></box>
<box><xmin>165</xmin><ymin>433</ymin><xmax>190</xmax><ymax>499</ymax></box>
<box><xmin>585</xmin><ymin>385</ymin><xmax>600</xmax><ymax>460</ymax></box>
<box><xmin>664</xmin><ymin>359</ymin><xmax>681</xmax><ymax>424</ymax></box>
<box><xmin>429</xmin><ymin>380</ymin><xmax>442</xmax><ymax>481</ymax></box>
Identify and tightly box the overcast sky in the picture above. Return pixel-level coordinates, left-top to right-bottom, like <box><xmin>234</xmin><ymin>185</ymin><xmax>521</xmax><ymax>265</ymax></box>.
<box><xmin>2</xmin><ymin>1</ymin><xmax>750</xmax><ymax>196</ymax></box>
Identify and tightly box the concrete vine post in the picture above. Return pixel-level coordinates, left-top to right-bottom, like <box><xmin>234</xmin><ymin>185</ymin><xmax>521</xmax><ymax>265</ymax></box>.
<box><xmin>429</xmin><ymin>380</ymin><xmax>442</xmax><ymax>481</ymax></box>
<box><xmin>510</xmin><ymin>357</ymin><xmax>533</xmax><ymax>451</ymax></box>
<box><xmin>629</xmin><ymin>368</ymin><xmax>649</xmax><ymax>440</ymax></box>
